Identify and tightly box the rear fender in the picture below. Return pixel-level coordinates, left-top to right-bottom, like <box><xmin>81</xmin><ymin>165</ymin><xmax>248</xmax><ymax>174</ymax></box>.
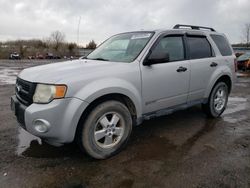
<box><xmin>204</xmin><ymin>66</ymin><xmax>233</xmax><ymax>98</ymax></box>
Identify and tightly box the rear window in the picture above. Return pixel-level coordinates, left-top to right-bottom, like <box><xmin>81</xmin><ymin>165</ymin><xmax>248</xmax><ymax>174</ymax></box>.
<box><xmin>210</xmin><ymin>34</ymin><xmax>232</xmax><ymax>56</ymax></box>
<box><xmin>187</xmin><ymin>36</ymin><xmax>213</xmax><ymax>59</ymax></box>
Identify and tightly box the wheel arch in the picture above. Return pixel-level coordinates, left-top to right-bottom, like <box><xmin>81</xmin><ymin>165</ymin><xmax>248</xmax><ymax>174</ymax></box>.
<box><xmin>74</xmin><ymin>93</ymin><xmax>139</xmax><ymax>141</ymax></box>
<box><xmin>214</xmin><ymin>75</ymin><xmax>232</xmax><ymax>93</ymax></box>
<box><xmin>205</xmin><ymin>74</ymin><xmax>232</xmax><ymax>99</ymax></box>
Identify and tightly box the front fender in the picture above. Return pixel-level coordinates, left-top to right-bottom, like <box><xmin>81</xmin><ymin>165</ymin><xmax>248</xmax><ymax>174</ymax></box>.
<box><xmin>74</xmin><ymin>78</ymin><xmax>142</xmax><ymax>118</ymax></box>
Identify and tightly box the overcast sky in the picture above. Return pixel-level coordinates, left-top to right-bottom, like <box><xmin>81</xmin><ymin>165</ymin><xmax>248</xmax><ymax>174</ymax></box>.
<box><xmin>0</xmin><ymin>0</ymin><xmax>249</xmax><ymax>45</ymax></box>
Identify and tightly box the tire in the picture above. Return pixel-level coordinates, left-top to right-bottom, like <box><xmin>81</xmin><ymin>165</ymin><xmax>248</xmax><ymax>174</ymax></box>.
<box><xmin>77</xmin><ymin>100</ymin><xmax>132</xmax><ymax>159</ymax></box>
<box><xmin>202</xmin><ymin>82</ymin><xmax>229</xmax><ymax>118</ymax></box>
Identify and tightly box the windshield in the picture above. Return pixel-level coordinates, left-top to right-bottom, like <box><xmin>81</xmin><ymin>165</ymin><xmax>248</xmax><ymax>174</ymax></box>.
<box><xmin>87</xmin><ymin>32</ymin><xmax>154</xmax><ymax>63</ymax></box>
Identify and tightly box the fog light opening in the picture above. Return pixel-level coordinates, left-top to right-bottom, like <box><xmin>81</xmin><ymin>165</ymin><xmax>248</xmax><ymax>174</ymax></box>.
<box><xmin>33</xmin><ymin>119</ymin><xmax>50</xmax><ymax>133</ymax></box>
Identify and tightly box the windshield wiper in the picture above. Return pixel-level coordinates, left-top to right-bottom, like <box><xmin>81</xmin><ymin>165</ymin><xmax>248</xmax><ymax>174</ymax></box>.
<box><xmin>79</xmin><ymin>56</ymin><xmax>88</xmax><ymax>60</ymax></box>
<box><xmin>90</xmin><ymin>58</ymin><xmax>109</xmax><ymax>61</ymax></box>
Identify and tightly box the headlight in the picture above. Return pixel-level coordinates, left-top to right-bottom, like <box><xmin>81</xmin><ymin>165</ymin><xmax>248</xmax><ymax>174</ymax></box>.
<box><xmin>33</xmin><ymin>84</ymin><xmax>67</xmax><ymax>104</ymax></box>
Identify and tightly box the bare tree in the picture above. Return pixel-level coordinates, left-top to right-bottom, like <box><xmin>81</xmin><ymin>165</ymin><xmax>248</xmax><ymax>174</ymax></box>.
<box><xmin>50</xmin><ymin>31</ymin><xmax>65</xmax><ymax>52</ymax></box>
<box><xmin>67</xmin><ymin>43</ymin><xmax>77</xmax><ymax>56</ymax></box>
<box><xmin>242</xmin><ymin>23</ymin><xmax>250</xmax><ymax>48</ymax></box>
<box><xmin>16</xmin><ymin>40</ymin><xmax>26</xmax><ymax>58</ymax></box>
<box><xmin>86</xmin><ymin>40</ymin><xmax>97</xmax><ymax>49</ymax></box>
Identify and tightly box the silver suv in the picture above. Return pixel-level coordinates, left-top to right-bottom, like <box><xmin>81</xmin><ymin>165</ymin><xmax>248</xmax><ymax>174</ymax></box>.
<box><xmin>11</xmin><ymin>24</ymin><xmax>236</xmax><ymax>159</ymax></box>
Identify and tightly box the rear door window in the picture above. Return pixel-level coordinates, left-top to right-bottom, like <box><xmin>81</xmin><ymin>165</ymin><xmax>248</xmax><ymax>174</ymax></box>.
<box><xmin>187</xmin><ymin>36</ymin><xmax>213</xmax><ymax>59</ymax></box>
<box><xmin>210</xmin><ymin>34</ymin><xmax>232</xmax><ymax>56</ymax></box>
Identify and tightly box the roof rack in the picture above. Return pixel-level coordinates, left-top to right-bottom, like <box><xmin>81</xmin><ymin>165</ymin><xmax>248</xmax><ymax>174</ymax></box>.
<box><xmin>173</xmin><ymin>24</ymin><xmax>216</xmax><ymax>32</ymax></box>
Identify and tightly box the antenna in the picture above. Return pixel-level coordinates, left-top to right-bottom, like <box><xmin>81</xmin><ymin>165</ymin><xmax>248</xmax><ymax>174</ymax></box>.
<box><xmin>77</xmin><ymin>16</ymin><xmax>81</xmax><ymax>57</ymax></box>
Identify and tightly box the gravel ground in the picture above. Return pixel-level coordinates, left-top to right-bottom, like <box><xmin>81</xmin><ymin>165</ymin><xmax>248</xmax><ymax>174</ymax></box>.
<box><xmin>0</xmin><ymin>60</ymin><xmax>250</xmax><ymax>188</ymax></box>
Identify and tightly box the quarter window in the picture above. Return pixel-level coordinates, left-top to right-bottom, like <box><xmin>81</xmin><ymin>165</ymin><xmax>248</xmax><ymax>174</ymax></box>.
<box><xmin>210</xmin><ymin>34</ymin><xmax>232</xmax><ymax>56</ymax></box>
<box><xmin>187</xmin><ymin>36</ymin><xmax>213</xmax><ymax>59</ymax></box>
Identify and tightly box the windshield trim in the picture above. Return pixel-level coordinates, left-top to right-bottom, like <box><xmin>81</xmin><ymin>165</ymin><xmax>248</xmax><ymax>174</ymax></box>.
<box><xmin>86</xmin><ymin>31</ymin><xmax>155</xmax><ymax>63</ymax></box>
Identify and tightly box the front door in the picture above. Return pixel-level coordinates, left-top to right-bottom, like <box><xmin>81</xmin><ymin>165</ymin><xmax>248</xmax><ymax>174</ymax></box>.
<box><xmin>141</xmin><ymin>35</ymin><xmax>190</xmax><ymax>114</ymax></box>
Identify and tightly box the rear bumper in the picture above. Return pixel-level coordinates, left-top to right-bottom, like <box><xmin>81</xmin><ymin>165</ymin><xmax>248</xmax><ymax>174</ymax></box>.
<box><xmin>11</xmin><ymin>95</ymin><xmax>89</xmax><ymax>145</ymax></box>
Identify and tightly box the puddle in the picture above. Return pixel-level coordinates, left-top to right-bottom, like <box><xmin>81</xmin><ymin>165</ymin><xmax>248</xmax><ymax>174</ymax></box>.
<box><xmin>129</xmin><ymin>118</ymin><xmax>217</xmax><ymax>162</ymax></box>
<box><xmin>239</xmin><ymin>78</ymin><xmax>250</xmax><ymax>83</ymax></box>
<box><xmin>223</xmin><ymin>97</ymin><xmax>248</xmax><ymax>115</ymax></box>
<box><xmin>235</xmin><ymin>83</ymin><xmax>248</xmax><ymax>87</ymax></box>
<box><xmin>237</xmin><ymin>72</ymin><xmax>250</xmax><ymax>78</ymax></box>
<box><xmin>16</xmin><ymin>128</ymin><xmax>81</xmax><ymax>158</ymax></box>
<box><xmin>228</xmin><ymin>97</ymin><xmax>247</xmax><ymax>102</ymax></box>
<box><xmin>223</xmin><ymin>97</ymin><xmax>249</xmax><ymax>123</ymax></box>
<box><xmin>17</xmin><ymin>128</ymin><xmax>42</xmax><ymax>155</ymax></box>
<box><xmin>223</xmin><ymin>115</ymin><xmax>248</xmax><ymax>123</ymax></box>
<box><xmin>0</xmin><ymin>67</ymin><xmax>21</xmax><ymax>85</ymax></box>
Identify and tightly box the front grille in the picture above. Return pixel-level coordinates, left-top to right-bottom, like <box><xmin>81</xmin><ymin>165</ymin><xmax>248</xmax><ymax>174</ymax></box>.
<box><xmin>15</xmin><ymin>78</ymin><xmax>36</xmax><ymax>106</ymax></box>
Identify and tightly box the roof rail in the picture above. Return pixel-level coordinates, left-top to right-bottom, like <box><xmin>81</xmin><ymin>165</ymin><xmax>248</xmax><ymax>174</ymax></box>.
<box><xmin>173</xmin><ymin>24</ymin><xmax>216</xmax><ymax>32</ymax></box>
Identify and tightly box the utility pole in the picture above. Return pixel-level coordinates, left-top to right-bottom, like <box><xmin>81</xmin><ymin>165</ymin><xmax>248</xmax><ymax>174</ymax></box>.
<box><xmin>77</xmin><ymin>16</ymin><xmax>81</xmax><ymax>56</ymax></box>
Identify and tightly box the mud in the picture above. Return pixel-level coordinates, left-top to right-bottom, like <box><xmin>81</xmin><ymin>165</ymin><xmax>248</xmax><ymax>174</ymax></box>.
<box><xmin>0</xmin><ymin>60</ymin><xmax>250</xmax><ymax>188</ymax></box>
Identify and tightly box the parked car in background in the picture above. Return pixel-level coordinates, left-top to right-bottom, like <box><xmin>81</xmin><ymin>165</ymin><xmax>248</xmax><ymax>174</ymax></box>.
<box><xmin>237</xmin><ymin>53</ymin><xmax>250</xmax><ymax>71</ymax></box>
<box><xmin>9</xmin><ymin>52</ymin><xmax>21</xmax><ymax>60</ymax></box>
<box><xmin>64</xmin><ymin>56</ymin><xmax>74</xmax><ymax>60</ymax></box>
<box><xmin>235</xmin><ymin>52</ymin><xmax>244</xmax><ymax>58</ymax></box>
<box><xmin>28</xmin><ymin>55</ymin><xmax>35</xmax><ymax>60</ymax></box>
<box><xmin>36</xmin><ymin>54</ymin><xmax>44</xmax><ymax>59</ymax></box>
<box><xmin>53</xmin><ymin>55</ymin><xmax>61</xmax><ymax>59</ymax></box>
<box><xmin>46</xmin><ymin>53</ymin><xmax>54</xmax><ymax>59</ymax></box>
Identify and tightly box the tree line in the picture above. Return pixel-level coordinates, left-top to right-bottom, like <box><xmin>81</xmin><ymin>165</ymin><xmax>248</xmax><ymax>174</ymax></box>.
<box><xmin>1</xmin><ymin>23</ymin><xmax>250</xmax><ymax>59</ymax></box>
<box><xmin>0</xmin><ymin>31</ymin><xmax>97</xmax><ymax>59</ymax></box>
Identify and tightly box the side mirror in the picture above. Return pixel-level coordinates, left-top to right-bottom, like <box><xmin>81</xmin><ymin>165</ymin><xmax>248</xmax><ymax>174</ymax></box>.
<box><xmin>143</xmin><ymin>50</ymin><xmax>170</xmax><ymax>66</ymax></box>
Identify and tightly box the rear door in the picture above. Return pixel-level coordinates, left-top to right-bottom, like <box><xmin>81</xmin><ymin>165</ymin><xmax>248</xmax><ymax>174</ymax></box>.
<box><xmin>210</xmin><ymin>34</ymin><xmax>235</xmax><ymax>72</ymax></box>
<box><xmin>186</xmin><ymin>34</ymin><xmax>217</xmax><ymax>102</ymax></box>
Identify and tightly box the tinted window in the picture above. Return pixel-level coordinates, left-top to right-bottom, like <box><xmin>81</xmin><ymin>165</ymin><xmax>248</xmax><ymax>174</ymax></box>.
<box><xmin>187</xmin><ymin>36</ymin><xmax>212</xmax><ymax>59</ymax></box>
<box><xmin>210</xmin><ymin>34</ymin><xmax>232</xmax><ymax>56</ymax></box>
<box><xmin>152</xmin><ymin>36</ymin><xmax>185</xmax><ymax>62</ymax></box>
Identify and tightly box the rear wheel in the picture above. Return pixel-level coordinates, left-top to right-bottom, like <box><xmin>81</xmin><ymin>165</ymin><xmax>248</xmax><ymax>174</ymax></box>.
<box><xmin>77</xmin><ymin>100</ymin><xmax>132</xmax><ymax>159</ymax></box>
<box><xmin>202</xmin><ymin>82</ymin><xmax>229</xmax><ymax>118</ymax></box>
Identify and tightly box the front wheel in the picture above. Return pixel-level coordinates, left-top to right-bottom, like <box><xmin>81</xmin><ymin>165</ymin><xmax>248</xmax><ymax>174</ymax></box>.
<box><xmin>77</xmin><ymin>100</ymin><xmax>132</xmax><ymax>159</ymax></box>
<box><xmin>202</xmin><ymin>82</ymin><xmax>229</xmax><ymax>118</ymax></box>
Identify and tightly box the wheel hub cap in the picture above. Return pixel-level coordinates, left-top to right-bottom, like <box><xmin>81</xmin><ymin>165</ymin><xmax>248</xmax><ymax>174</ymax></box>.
<box><xmin>94</xmin><ymin>112</ymin><xmax>124</xmax><ymax>149</ymax></box>
<box><xmin>214</xmin><ymin>87</ymin><xmax>226</xmax><ymax>112</ymax></box>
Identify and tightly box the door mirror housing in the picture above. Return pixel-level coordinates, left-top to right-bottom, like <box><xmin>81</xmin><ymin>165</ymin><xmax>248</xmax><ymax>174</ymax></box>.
<box><xmin>143</xmin><ymin>50</ymin><xmax>170</xmax><ymax>66</ymax></box>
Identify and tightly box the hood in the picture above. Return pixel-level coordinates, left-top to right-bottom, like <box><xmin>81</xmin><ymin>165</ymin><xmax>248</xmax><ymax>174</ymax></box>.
<box><xmin>18</xmin><ymin>59</ymin><xmax>124</xmax><ymax>84</ymax></box>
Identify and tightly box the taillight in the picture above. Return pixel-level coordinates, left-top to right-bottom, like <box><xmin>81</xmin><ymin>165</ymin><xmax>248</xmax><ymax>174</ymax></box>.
<box><xmin>234</xmin><ymin>58</ymin><xmax>238</xmax><ymax>72</ymax></box>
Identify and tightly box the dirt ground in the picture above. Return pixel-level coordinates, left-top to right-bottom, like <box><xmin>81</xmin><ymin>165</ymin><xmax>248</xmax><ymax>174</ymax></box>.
<box><xmin>0</xmin><ymin>60</ymin><xmax>250</xmax><ymax>188</ymax></box>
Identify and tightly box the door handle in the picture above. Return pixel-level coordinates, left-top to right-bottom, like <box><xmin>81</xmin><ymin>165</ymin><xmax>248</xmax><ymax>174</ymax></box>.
<box><xmin>210</xmin><ymin>62</ymin><xmax>218</xmax><ymax>67</ymax></box>
<box><xmin>176</xmin><ymin>66</ymin><xmax>187</xmax><ymax>72</ymax></box>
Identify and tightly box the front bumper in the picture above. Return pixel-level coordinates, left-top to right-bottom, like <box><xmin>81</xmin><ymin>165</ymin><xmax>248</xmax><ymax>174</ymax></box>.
<box><xmin>11</xmin><ymin>95</ymin><xmax>89</xmax><ymax>145</ymax></box>
<box><xmin>11</xmin><ymin>95</ymin><xmax>27</xmax><ymax>129</ymax></box>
